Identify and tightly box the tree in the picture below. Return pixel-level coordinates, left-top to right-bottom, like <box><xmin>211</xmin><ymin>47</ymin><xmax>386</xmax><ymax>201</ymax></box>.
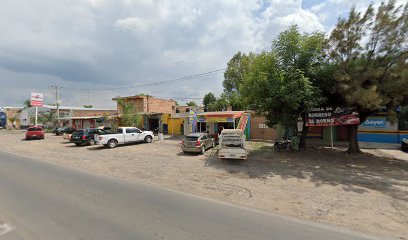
<box><xmin>117</xmin><ymin>99</ymin><xmax>143</xmax><ymax>128</ymax></box>
<box><xmin>223</xmin><ymin>52</ymin><xmax>252</xmax><ymax>110</ymax></box>
<box><xmin>241</xmin><ymin>52</ymin><xmax>319</xmax><ymax>133</ymax></box>
<box><xmin>83</xmin><ymin>105</ymin><xmax>93</xmax><ymax>108</ymax></box>
<box><xmin>271</xmin><ymin>25</ymin><xmax>330</xmax><ymax>147</ymax></box>
<box><xmin>203</xmin><ymin>92</ymin><xmax>216</xmax><ymax>111</ymax></box>
<box><xmin>186</xmin><ymin>101</ymin><xmax>197</xmax><ymax>107</ymax></box>
<box><xmin>329</xmin><ymin>0</ymin><xmax>408</xmax><ymax>153</ymax></box>
<box><xmin>23</xmin><ymin>100</ymin><xmax>32</xmax><ymax>108</ymax></box>
<box><xmin>238</xmin><ymin>26</ymin><xmax>326</xmax><ymax>146</ymax></box>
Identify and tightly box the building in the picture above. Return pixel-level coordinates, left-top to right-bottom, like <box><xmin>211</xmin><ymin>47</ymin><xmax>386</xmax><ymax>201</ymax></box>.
<box><xmin>113</xmin><ymin>95</ymin><xmax>178</xmax><ymax>131</ymax></box>
<box><xmin>0</xmin><ymin>107</ymin><xmax>23</xmax><ymax>129</ymax></box>
<box><xmin>19</xmin><ymin>105</ymin><xmax>117</xmax><ymax>129</ymax></box>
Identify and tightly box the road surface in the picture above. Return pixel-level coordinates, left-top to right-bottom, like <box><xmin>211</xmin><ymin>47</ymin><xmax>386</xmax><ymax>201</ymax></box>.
<box><xmin>0</xmin><ymin>150</ymin><xmax>378</xmax><ymax>240</ymax></box>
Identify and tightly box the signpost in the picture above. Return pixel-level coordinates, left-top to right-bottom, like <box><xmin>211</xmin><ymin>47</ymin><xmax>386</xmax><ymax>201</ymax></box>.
<box><xmin>306</xmin><ymin>107</ymin><xmax>360</xmax><ymax>148</ymax></box>
<box><xmin>30</xmin><ymin>92</ymin><xmax>44</xmax><ymax>126</ymax></box>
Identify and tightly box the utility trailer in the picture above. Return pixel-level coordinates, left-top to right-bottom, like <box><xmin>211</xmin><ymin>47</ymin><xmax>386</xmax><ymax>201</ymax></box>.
<box><xmin>218</xmin><ymin>129</ymin><xmax>247</xmax><ymax>160</ymax></box>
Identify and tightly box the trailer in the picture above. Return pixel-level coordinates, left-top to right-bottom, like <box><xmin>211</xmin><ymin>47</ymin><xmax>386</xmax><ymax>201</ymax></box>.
<box><xmin>218</xmin><ymin>129</ymin><xmax>247</xmax><ymax>160</ymax></box>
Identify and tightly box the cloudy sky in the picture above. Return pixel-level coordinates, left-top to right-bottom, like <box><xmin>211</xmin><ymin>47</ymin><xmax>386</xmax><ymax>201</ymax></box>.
<box><xmin>0</xmin><ymin>0</ymin><xmax>402</xmax><ymax>108</ymax></box>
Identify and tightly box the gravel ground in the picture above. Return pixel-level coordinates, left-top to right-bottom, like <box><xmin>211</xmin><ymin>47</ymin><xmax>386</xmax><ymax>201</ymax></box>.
<box><xmin>0</xmin><ymin>130</ymin><xmax>407</xmax><ymax>239</ymax></box>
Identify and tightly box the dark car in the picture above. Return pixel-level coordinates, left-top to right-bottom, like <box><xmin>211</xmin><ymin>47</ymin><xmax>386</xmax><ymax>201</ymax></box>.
<box><xmin>54</xmin><ymin>127</ymin><xmax>75</xmax><ymax>136</ymax></box>
<box><xmin>26</xmin><ymin>126</ymin><xmax>45</xmax><ymax>140</ymax></box>
<box><xmin>70</xmin><ymin>128</ymin><xmax>107</xmax><ymax>146</ymax></box>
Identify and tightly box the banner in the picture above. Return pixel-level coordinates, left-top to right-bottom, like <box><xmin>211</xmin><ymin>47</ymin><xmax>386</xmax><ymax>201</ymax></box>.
<box><xmin>30</xmin><ymin>92</ymin><xmax>44</xmax><ymax>107</ymax></box>
<box><xmin>306</xmin><ymin>107</ymin><xmax>360</xmax><ymax>127</ymax></box>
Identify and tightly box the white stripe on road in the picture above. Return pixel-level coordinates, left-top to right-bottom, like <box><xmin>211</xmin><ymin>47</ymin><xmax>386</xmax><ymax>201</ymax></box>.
<box><xmin>0</xmin><ymin>223</ymin><xmax>15</xmax><ymax>236</ymax></box>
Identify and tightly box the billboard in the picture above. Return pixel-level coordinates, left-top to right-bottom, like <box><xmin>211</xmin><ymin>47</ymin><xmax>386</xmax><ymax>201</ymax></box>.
<box><xmin>30</xmin><ymin>92</ymin><xmax>44</xmax><ymax>107</ymax></box>
<box><xmin>306</xmin><ymin>107</ymin><xmax>360</xmax><ymax>127</ymax></box>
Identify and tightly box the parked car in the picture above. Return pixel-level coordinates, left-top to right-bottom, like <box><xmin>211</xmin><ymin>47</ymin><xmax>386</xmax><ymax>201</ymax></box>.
<box><xmin>94</xmin><ymin>127</ymin><xmax>154</xmax><ymax>148</ymax></box>
<box><xmin>54</xmin><ymin>127</ymin><xmax>75</xmax><ymax>136</ymax></box>
<box><xmin>218</xmin><ymin>129</ymin><xmax>247</xmax><ymax>159</ymax></box>
<box><xmin>402</xmin><ymin>138</ymin><xmax>408</xmax><ymax>152</ymax></box>
<box><xmin>181</xmin><ymin>133</ymin><xmax>215</xmax><ymax>154</ymax></box>
<box><xmin>26</xmin><ymin>126</ymin><xmax>45</xmax><ymax>140</ymax></box>
<box><xmin>71</xmin><ymin>128</ymin><xmax>108</xmax><ymax>146</ymax></box>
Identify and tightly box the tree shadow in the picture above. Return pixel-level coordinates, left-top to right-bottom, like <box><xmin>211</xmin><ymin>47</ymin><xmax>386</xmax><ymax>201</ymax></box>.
<box><xmin>205</xmin><ymin>146</ymin><xmax>408</xmax><ymax>202</ymax></box>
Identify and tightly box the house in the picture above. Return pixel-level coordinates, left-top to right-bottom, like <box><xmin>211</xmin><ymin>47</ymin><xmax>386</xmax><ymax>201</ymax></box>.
<box><xmin>19</xmin><ymin>105</ymin><xmax>117</xmax><ymax>129</ymax></box>
<box><xmin>113</xmin><ymin>95</ymin><xmax>177</xmax><ymax>131</ymax></box>
<box><xmin>0</xmin><ymin>107</ymin><xmax>23</xmax><ymax>129</ymax></box>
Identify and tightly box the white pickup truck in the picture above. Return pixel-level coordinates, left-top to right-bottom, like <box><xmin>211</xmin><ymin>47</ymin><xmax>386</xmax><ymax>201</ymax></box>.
<box><xmin>95</xmin><ymin>127</ymin><xmax>154</xmax><ymax>148</ymax></box>
<box><xmin>218</xmin><ymin>129</ymin><xmax>248</xmax><ymax>159</ymax></box>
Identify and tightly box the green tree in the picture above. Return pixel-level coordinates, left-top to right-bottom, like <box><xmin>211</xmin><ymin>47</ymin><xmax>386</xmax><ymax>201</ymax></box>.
<box><xmin>203</xmin><ymin>92</ymin><xmax>216</xmax><ymax>111</ymax></box>
<box><xmin>223</xmin><ymin>52</ymin><xmax>252</xmax><ymax>110</ymax></box>
<box><xmin>209</xmin><ymin>94</ymin><xmax>230</xmax><ymax>111</ymax></box>
<box><xmin>241</xmin><ymin>52</ymin><xmax>319</xmax><ymax>133</ymax></box>
<box><xmin>83</xmin><ymin>105</ymin><xmax>93</xmax><ymax>108</ymax></box>
<box><xmin>271</xmin><ymin>25</ymin><xmax>331</xmax><ymax>147</ymax></box>
<box><xmin>329</xmin><ymin>0</ymin><xmax>408</xmax><ymax>153</ymax></box>
<box><xmin>23</xmin><ymin>100</ymin><xmax>32</xmax><ymax>108</ymax></box>
<box><xmin>186</xmin><ymin>101</ymin><xmax>197</xmax><ymax>107</ymax></box>
<box><xmin>117</xmin><ymin>99</ymin><xmax>143</xmax><ymax>128</ymax></box>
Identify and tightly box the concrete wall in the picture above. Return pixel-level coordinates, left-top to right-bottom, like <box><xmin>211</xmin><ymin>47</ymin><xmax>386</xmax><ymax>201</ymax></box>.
<box><xmin>250</xmin><ymin>116</ymin><xmax>278</xmax><ymax>141</ymax></box>
<box><xmin>117</xmin><ymin>96</ymin><xmax>176</xmax><ymax>115</ymax></box>
<box><xmin>72</xmin><ymin>109</ymin><xmax>117</xmax><ymax>117</ymax></box>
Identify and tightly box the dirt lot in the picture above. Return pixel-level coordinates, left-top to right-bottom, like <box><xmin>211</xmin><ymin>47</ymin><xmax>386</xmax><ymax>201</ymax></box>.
<box><xmin>0</xmin><ymin>130</ymin><xmax>407</xmax><ymax>239</ymax></box>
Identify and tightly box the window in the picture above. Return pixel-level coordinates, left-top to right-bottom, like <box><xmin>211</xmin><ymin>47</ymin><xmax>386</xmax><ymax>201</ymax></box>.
<box><xmin>126</xmin><ymin>128</ymin><xmax>140</xmax><ymax>133</ymax></box>
<box><xmin>117</xmin><ymin>128</ymin><xmax>124</xmax><ymax>133</ymax></box>
<box><xmin>28</xmin><ymin>127</ymin><xmax>42</xmax><ymax>131</ymax></box>
<box><xmin>259</xmin><ymin>123</ymin><xmax>269</xmax><ymax>129</ymax></box>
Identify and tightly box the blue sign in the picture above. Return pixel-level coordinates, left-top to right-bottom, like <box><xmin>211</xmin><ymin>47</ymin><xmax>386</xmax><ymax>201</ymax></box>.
<box><xmin>363</xmin><ymin>118</ymin><xmax>386</xmax><ymax>128</ymax></box>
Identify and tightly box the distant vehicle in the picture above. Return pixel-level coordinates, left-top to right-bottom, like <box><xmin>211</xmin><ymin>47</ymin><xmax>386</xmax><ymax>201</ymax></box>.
<box><xmin>218</xmin><ymin>129</ymin><xmax>247</xmax><ymax>159</ymax></box>
<box><xmin>0</xmin><ymin>111</ymin><xmax>6</xmax><ymax>129</ymax></box>
<box><xmin>95</xmin><ymin>127</ymin><xmax>154</xmax><ymax>148</ymax></box>
<box><xmin>71</xmin><ymin>128</ymin><xmax>108</xmax><ymax>146</ymax></box>
<box><xmin>26</xmin><ymin>126</ymin><xmax>45</xmax><ymax>140</ymax></box>
<box><xmin>54</xmin><ymin>127</ymin><xmax>75</xmax><ymax>136</ymax></box>
<box><xmin>181</xmin><ymin>133</ymin><xmax>215</xmax><ymax>154</ymax></box>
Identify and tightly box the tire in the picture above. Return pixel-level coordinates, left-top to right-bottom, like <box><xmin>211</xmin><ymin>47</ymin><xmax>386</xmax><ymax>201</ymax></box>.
<box><xmin>89</xmin><ymin>139</ymin><xmax>95</xmax><ymax>146</ymax></box>
<box><xmin>144</xmin><ymin>136</ymin><xmax>153</xmax><ymax>143</ymax></box>
<box><xmin>107</xmin><ymin>139</ymin><xmax>117</xmax><ymax>148</ymax></box>
<box><xmin>200</xmin><ymin>146</ymin><xmax>205</xmax><ymax>154</ymax></box>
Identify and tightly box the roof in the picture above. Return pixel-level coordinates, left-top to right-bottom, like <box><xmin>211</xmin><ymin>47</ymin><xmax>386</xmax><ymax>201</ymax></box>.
<box><xmin>197</xmin><ymin>111</ymin><xmax>244</xmax><ymax>118</ymax></box>
<box><xmin>57</xmin><ymin>116</ymin><xmax>103</xmax><ymax>120</ymax></box>
<box><xmin>186</xmin><ymin>133</ymin><xmax>206</xmax><ymax>137</ymax></box>
<box><xmin>112</xmin><ymin>95</ymin><xmax>176</xmax><ymax>102</ymax></box>
<box><xmin>43</xmin><ymin>105</ymin><xmax>116</xmax><ymax>111</ymax></box>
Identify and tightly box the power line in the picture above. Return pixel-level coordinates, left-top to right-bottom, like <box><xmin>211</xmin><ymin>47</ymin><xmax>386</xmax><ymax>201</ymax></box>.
<box><xmin>63</xmin><ymin>68</ymin><xmax>225</xmax><ymax>92</ymax></box>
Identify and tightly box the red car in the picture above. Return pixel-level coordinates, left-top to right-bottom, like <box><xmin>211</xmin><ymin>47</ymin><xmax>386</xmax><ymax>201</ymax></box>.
<box><xmin>26</xmin><ymin>126</ymin><xmax>45</xmax><ymax>140</ymax></box>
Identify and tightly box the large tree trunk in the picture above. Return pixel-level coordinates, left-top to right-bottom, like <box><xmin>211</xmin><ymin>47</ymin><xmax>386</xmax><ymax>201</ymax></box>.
<box><xmin>347</xmin><ymin>124</ymin><xmax>361</xmax><ymax>154</ymax></box>
<box><xmin>299</xmin><ymin>114</ymin><xmax>308</xmax><ymax>149</ymax></box>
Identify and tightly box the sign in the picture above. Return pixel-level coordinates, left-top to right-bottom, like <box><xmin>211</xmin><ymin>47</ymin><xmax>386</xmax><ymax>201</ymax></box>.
<box><xmin>30</xmin><ymin>92</ymin><xmax>44</xmax><ymax>107</ymax></box>
<box><xmin>362</xmin><ymin>118</ymin><xmax>386</xmax><ymax>128</ymax></box>
<box><xmin>306</xmin><ymin>107</ymin><xmax>360</xmax><ymax>127</ymax></box>
<box><xmin>189</xmin><ymin>109</ymin><xmax>197</xmax><ymax>134</ymax></box>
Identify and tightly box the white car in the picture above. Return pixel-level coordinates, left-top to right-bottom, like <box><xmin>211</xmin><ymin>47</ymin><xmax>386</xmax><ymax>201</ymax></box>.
<box><xmin>95</xmin><ymin>127</ymin><xmax>154</xmax><ymax>148</ymax></box>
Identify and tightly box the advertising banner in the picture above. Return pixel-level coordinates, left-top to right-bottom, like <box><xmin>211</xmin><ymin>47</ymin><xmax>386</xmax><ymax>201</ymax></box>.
<box><xmin>30</xmin><ymin>92</ymin><xmax>44</xmax><ymax>107</ymax></box>
<box><xmin>306</xmin><ymin>107</ymin><xmax>360</xmax><ymax>127</ymax></box>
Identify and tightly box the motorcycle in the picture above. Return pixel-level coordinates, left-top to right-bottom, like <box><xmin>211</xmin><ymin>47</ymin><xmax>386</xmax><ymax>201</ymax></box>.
<box><xmin>274</xmin><ymin>138</ymin><xmax>292</xmax><ymax>152</ymax></box>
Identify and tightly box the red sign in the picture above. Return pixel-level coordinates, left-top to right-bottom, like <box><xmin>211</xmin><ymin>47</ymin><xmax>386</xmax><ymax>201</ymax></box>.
<box><xmin>306</xmin><ymin>107</ymin><xmax>360</xmax><ymax>127</ymax></box>
<box><xmin>30</xmin><ymin>92</ymin><xmax>44</xmax><ymax>107</ymax></box>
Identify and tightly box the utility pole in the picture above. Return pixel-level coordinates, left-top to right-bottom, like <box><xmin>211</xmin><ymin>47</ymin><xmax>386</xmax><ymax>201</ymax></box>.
<box><xmin>51</xmin><ymin>85</ymin><xmax>61</xmax><ymax>127</ymax></box>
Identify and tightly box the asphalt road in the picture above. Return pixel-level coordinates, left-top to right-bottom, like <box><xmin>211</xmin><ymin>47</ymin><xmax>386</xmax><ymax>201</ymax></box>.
<box><xmin>0</xmin><ymin>150</ymin><xmax>379</xmax><ymax>240</ymax></box>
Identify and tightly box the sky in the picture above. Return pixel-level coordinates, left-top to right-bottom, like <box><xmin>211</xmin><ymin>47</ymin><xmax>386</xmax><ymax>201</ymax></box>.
<box><xmin>0</xmin><ymin>0</ymin><xmax>403</xmax><ymax>108</ymax></box>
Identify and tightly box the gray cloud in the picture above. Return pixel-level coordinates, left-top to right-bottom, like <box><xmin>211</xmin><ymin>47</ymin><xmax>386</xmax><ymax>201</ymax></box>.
<box><xmin>0</xmin><ymin>0</ymin><xmax>393</xmax><ymax>107</ymax></box>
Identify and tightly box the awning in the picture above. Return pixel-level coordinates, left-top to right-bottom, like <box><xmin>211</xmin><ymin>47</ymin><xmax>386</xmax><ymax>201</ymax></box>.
<box><xmin>196</xmin><ymin>111</ymin><xmax>244</xmax><ymax>122</ymax></box>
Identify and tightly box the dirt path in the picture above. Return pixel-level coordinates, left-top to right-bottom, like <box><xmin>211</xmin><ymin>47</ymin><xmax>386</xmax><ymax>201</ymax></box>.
<box><xmin>0</xmin><ymin>130</ymin><xmax>407</xmax><ymax>239</ymax></box>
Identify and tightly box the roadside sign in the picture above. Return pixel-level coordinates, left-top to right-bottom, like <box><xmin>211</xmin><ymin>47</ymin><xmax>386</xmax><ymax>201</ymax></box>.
<box><xmin>306</xmin><ymin>107</ymin><xmax>360</xmax><ymax>127</ymax></box>
<box><xmin>30</xmin><ymin>92</ymin><xmax>44</xmax><ymax>107</ymax></box>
